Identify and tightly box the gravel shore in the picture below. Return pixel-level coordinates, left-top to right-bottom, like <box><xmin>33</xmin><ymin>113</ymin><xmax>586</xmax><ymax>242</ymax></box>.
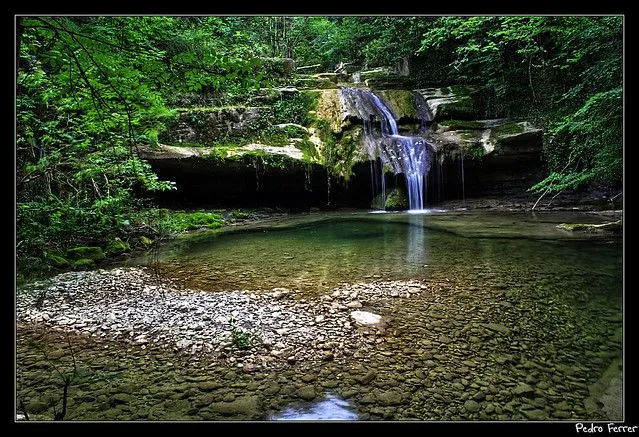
<box><xmin>17</xmin><ymin>267</ymin><xmax>429</xmax><ymax>370</ymax></box>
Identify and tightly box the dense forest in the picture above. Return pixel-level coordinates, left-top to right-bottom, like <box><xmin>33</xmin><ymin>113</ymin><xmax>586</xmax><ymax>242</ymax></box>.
<box><xmin>16</xmin><ymin>16</ymin><xmax>623</xmax><ymax>278</ymax></box>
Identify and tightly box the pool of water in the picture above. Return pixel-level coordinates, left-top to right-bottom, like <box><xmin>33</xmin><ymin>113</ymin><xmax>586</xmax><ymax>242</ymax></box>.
<box><xmin>18</xmin><ymin>210</ymin><xmax>623</xmax><ymax>421</ymax></box>
<box><xmin>146</xmin><ymin>210</ymin><xmax>621</xmax><ymax>297</ymax></box>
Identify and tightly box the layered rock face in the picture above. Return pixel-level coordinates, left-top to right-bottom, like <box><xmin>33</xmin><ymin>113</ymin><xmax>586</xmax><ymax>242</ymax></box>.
<box><xmin>142</xmin><ymin>68</ymin><xmax>544</xmax><ymax>209</ymax></box>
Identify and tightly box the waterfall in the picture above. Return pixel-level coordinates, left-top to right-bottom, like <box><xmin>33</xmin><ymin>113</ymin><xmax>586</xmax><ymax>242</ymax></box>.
<box><xmin>341</xmin><ymin>87</ymin><xmax>433</xmax><ymax>210</ymax></box>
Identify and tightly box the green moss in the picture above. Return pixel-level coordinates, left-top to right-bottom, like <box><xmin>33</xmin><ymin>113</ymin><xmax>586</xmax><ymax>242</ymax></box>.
<box><xmin>66</xmin><ymin>246</ymin><xmax>105</xmax><ymax>261</ymax></box>
<box><xmin>436</xmin><ymin>97</ymin><xmax>476</xmax><ymax>121</ymax></box>
<box><xmin>465</xmin><ymin>142</ymin><xmax>486</xmax><ymax>160</ymax></box>
<box><xmin>371</xmin><ymin>193</ymin><xmax>385</xmax><ymax>209</ymax></box>
<box><xmin>106</xmin><ymin>238</ymin><xmax>131</xmax><ymax>255</ymax></box>
<box><xmin>301</xmin><ymin>90</ymin><xmax>321</xmax><ymax>111</ymax></box>
<box><xmin>490</xmin><ymin>122</ymin><xmax>525</xmax><ymax>139</ymax></box>
<box><xmin>279</xmin><ymin>124</ymin><xmax>310</xmax><ymax>139</ymax></box>
<box><xmin>230</xmin><ymin>210</ymin><xmax>250</xmax><ymax>220</ymax></box>
<box><xmin>273</xmin><ymin>91</ymin><xmax>318</xmax><ymax>125</ymax></box>
<box><xmin>315</xmin><ymin>120</ymin><xmax>360</xmax><ymax>180</ymax></box>
<box><xmin>295</xmin><ymin>140</ymin><xmax>320</xmax><ymax>162</ymax></box>
<box><xmin>377</xmin><ymin>90</ymin><xmax>417</xmax><ymax>119</ymax></box>
<box><xmin>439</xmin><ymin>120</ymin><xmax>485</xmax><ymax>130</ymax></box>
<box><xmin>385</xmin><ymin>188</ymin><xmax>408</xmax><ymax>211</ymax></box>
<box><xmin>73</xmin><ymin>258</ymin><xmax>96</xmax><ymax>270</ymax></box>
<box><xmin>159</xmin><ymin>211</ymin><xmax>225</xmax><ymax>233</ymax></box>
<box><xmin>448</xmin><ymin>85</ymin><xmax>479</xmax><ymax>96</ymax></box>
<box><xmin>557</xmin><ymin>221</ymin><xmax>622</xmax><ymax>233</ymax></box>
<box><xmin>46</xmin><ymin>253</ymin><xmax>71</xmax><ymax>269</ymax></box>
<box><xmin>139</xmin><ymin>236</ymin><xmax>154</xmax><ymax>247</ymax></box>
<box><xmin>293</xmin><ymin>76</ymin><xmax>337</xmax><ymax>89</ymax></box>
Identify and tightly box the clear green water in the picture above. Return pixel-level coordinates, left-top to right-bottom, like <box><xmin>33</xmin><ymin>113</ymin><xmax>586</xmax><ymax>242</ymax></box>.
<box><xmin>151</xmin><ymin>211</ymin><xmax>621</xmax><ymax>298</ymax></box>
<box><xmin>18</xmin><ymin>211</ymin><xmax>623</xmax><ymax>420</ymax></box>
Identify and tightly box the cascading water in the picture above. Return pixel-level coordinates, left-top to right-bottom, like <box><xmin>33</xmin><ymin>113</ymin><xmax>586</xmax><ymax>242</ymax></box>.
<box><xmin>341</xmin><ymin>87</ymin><xmax>434</xmax><ymax>210</ymax></box>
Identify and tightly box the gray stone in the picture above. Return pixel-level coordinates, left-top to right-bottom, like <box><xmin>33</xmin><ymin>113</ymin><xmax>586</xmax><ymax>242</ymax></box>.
<box><xmin>512</xmin><ymin>383</ymin><xmax>535</xmax><ymax>397</ymax></box>
<box><xmin>464</xmin><ymin>400</ymin><xmax>480</xmax><ymax>413</ymax></box>
<box><xmin>357</xmin><ymin>370</ymin><xmax>377</xmax><ymax>385</ymax></box>
<box><xmin>482</xmin><ymin>323</ymin><xmax>511</xmax><ymax>334</ymax></box>
<box><xmin>26</xmin><ymin>399</ymin><xmax>48</xmax><ymax>414</ymax></box>
<box><xmin>208</xmin><ymin>396</ymin><xmax>259</xmax><ymax>416</ymax></box>
<box><xmin>376</xmin><ymin>390</ymin><xmax>404</xmax><ymax>406</ymax></box>
<box><xmin>263</xmin><ymin>383</ymin><xmax>280</xmax><ymax>396</ymax></box>
<box><xmin>296</xmin><ymin>386</ymin><xmax>316</xmax><ymax>401</ymax></box>
<box><xmin>198</xmin><ymin>381</ymin><xmax>223</xmax><ymax>392</ymax></box>
<box><xmin>522</xmin><ymin>409</ymin><xmax>547</xmax><ymax>420</ymax></box>
<box><xmin>350</xmin><ymin>311</ymin><xmax>382</xmax><ymax>326</ymax></box>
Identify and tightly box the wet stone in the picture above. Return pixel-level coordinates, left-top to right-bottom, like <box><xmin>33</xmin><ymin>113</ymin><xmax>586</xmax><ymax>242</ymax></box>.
<box><xmin>512</xmin><ymin>383</ymin><xmax>535</xmax><ymax>397</ymax></box>
<box><xmin>295</xmin><ymin>386</ymin><xmax>316</xmax><ymax>401</ymax></box>
<box><xmin>464</xmin><ymin>400</ymin><xmax>480</xmax><ymax>413</ymax></box>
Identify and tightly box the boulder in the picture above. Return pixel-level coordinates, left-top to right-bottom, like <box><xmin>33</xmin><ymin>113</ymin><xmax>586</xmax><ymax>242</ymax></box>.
<box><xmin>350</xmin><ymin>311</ymin><xmax>383</xmax><ymax>327</ymax></box>
<box><xmin>106</xmin><ymin>238</ymin><xmax>131</xmax><ymax>255</ymax></box>
<box><xmin>384</xmin><ymin>188</ymin><xmax>408</xmax><ymax>211</ymax></box>
<box><xmin>207</xmin><ymin>396</ymin><xmax>259</xmax><ymax>417</ymax></box>
<box><xmin>66</xmin><ymin>246</ymin><xmax>105</xmax><ymax>261</ymax></box>
<box><xmin>46</xmin><ymin>253</ymin><xmax>70</xmax><ymax>269</ymax></box>
<box><xmin>416</xmin><ymin>86</ymin><xmax>483</xmax><ymax>121</ymax></box>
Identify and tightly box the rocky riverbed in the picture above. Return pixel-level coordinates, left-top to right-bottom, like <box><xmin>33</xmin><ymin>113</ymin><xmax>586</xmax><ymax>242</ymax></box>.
<box><xmin>17</xmin><ymin>263</ymin><xmax>622</xmax><ymax>421</ymax></box>
<box><xmin>17</xmin><ymin>267</ymin><xmax>429</xmax><ymax>370</ymax></box>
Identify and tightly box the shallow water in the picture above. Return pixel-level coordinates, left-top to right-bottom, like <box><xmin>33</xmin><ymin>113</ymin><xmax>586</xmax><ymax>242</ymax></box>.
<box><xmin>270</xmin><ymin>393</ymin><xmax>359</xmax><ymax>420</ymax></box>
<box><xmin>149</xmin><ymin>211</ymin><xmax>621</xmax><ymax>297</ymax></box>
<box><xmin>18</xmin><ymin>210</ymin><xmax>623</xmax><ymax>421</ymax></box>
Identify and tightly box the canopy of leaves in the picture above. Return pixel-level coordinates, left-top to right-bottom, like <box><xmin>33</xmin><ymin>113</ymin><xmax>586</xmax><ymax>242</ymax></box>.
<box><xmin>16</xmin><ymin>16</ymin><xmax>266</xmax><ymax>275</ymax></box>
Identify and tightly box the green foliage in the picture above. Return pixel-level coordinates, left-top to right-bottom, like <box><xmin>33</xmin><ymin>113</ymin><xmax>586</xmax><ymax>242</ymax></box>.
<box><xmin>229</xmin><ymin>316</ymin><xmax>253</xmax><ymax>350</ymax></box>
<box><xmin>272</xmin><ymin>92</ymin><xmax>316</xmax><ymax>125</ymax></box>
<box><xmin>531</xmin><ymin>87</ymin><xmax>622</xmax><ymax>192</ymax></box>
<box><xmin>295</xmin><ymin>140</ymin><xmax>320</xmax><ymax>162</ymax></box>
<box><xmin>157</xmin><ymin>210</ymin><xmax>225</xmax><ymax>233</ymax></box>
<box><xmin>418</xmin><ymin>16</ymin><xmax>622</xmax><ymax>191</ymax></box>
<box><xmin>385</xmin><ymin>188</ymin><xmax>408</xmax><ymax>211</ymax></box>
<box><xmin>138</xmin><ymin>236</ymin><xmax>154</xmax><ymax>247</ymax></box>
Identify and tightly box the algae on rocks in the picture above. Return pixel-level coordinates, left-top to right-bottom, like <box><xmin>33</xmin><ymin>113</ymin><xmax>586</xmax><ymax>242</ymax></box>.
<box><xmin>385</xmin><ymin>188</ymin><xmax>408</xmax><ymax>211</ymax></box>
<box><xmin>66</xmin><ymin>246</ymin><xmax>106</xmax><ymax>261</ymax></box>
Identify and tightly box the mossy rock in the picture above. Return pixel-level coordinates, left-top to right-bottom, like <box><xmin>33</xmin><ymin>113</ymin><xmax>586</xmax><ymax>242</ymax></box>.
<box><xmin>66</xmin><ymin>246</ymin><xmax>105</xmax><ymax>261</ymax></box>
<box><xmin>435</xmin><ymin>97</ymin><xmax>478</xmax><ymax>121</ymax></box>
<box><xmin>490</xmin><ymin>122</ymin><xmax>525</xmax><ymax>139</ymax></box>
<box><xmin>376</xmin><ymin>90</ymin><xmax>418</xmax><ymax>120</ymax></box>
<box><xmin>557</xmin><ymin>221</ymin><xmax>622</xmax><ymax>234</ymax></box>
<box><xmin>73</xmin><ymin>258</ymin><xmax>96</xmax><ymax>270</ymax></box>
<box><xmin>46</xmin><ymin>253</ymin><xmax>71</xmax><ymax>269</ymax></box>
<box><xmin>139</xmin><ymin>236</ymin><xmax>154</xmax><ymax>247</ymax></box>
<box><xmin>385</xmin><ymin>188</ymin><xmax>408</xmax><ymax>211</ymax></box>
<box><xmin>106</xmin><ymin>238</ymin><xmax>131</xmax><ymax>255</ymax></box>
<box><xmin>439</xmin><ymin>120</ymin><xmax>485</xmax><ymax>130</ymax></box>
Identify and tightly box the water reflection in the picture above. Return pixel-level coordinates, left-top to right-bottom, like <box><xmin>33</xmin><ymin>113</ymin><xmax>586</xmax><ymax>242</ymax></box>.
<box><xmin>270</xmin><ymin>393</ymin><xmax>359</xmax><ymax>421</ymax></box>
<box><xmin>406</xmin><ymin>214</ymin><xmax>427</xmax><ymax>267</ymax></box>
